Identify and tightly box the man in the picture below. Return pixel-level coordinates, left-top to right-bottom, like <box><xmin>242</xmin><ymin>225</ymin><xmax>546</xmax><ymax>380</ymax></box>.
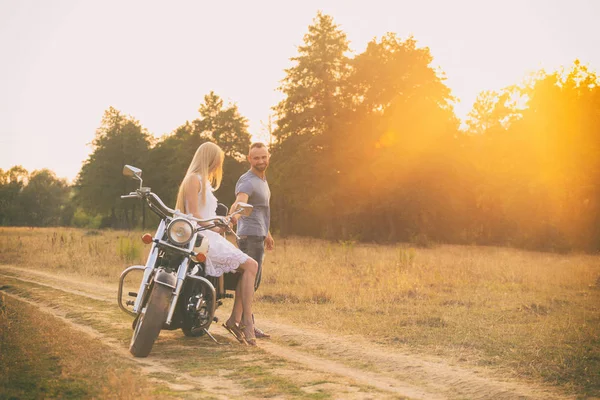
<box><xmin>231</xmin><ymin>142</ymin><xmax>274</xmax><ymax>339</ymax></box>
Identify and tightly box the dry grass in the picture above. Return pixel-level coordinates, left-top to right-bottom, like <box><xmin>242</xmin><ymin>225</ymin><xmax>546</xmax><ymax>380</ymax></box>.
<box><xmin>0</xmin><ymin>227</ymin><xmax>148</xmax><ymax>278</ymax></box>
<box><xmin>262</xmin><ymin>237</ymin><xmax>600</xmax><ymax>395</ymax></box>
<box><xmin>1</xmin><ymin>227</ymin><xmax>599</xmax><ymax>396</ymax></box>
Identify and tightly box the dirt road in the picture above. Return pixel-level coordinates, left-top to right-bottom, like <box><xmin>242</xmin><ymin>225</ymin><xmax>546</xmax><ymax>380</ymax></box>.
<box><xmin>0</xmin><ymin>265</ymin><xmax>572</xmax><ymax>399</ymax></box>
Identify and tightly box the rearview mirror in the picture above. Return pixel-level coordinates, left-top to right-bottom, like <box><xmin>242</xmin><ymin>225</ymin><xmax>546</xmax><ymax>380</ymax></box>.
<box><xmin>234</xmin><ymin>202</ymin><xmax>253</xmax><ymax>217</ymax></box>
<box><xmin>123</xmin><ymin>165</ymin><xmax>142</xmax><ymax>180</ymax></box>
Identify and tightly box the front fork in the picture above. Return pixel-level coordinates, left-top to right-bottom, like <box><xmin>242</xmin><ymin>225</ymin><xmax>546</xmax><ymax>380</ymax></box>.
<box><xmin>164</xmin><ymin>259</ymin><xmax>190</xmax><ymax>325</ymax></box>
<box><xmin>132</xmin><ymin>220</ymin><xmax>166</xmax><ymax>314</ymax></box>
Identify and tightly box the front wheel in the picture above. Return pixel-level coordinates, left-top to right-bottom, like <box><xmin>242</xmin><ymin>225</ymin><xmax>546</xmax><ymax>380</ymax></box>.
<box><xmin>129</xmin><ymin>283</ymin><xmax>172</xmax><ymax>357</ymax></box>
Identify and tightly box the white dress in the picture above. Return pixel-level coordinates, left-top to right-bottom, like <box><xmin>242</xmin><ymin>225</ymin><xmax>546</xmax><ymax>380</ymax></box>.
<box><xmin>194</xmin><ymin>177</ymin><xmax>249</xmax><ymax>277</ymax></box>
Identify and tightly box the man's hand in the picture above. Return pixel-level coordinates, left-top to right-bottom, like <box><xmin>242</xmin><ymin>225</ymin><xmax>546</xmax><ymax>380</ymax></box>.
<box><xmin>212</xmin><ymin>217</ymin><xmax>232</xmax><ymax>235</ymax></box>
<box><xmin>265</xmin><ymin>233</ymin><xmax>274</xmax><ymax>250</ymax></box>
<box><xmin>230</xmin><ymin>193</ymin><xmax>249</xmax><ymax>226</ymax></box>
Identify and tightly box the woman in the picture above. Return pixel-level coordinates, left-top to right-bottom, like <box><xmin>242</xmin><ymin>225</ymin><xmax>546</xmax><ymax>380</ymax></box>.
<box><xmin>175</xmin><ymin>142</ymin><xmax>258</xmax><ymax>345</ymax></box>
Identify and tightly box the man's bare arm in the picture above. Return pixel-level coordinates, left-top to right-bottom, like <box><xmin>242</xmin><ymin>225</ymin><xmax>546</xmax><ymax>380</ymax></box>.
<box><xmin>230</xmin><ymin>192</ymin><xmax>249</xmax><ymax>224</ymax></box>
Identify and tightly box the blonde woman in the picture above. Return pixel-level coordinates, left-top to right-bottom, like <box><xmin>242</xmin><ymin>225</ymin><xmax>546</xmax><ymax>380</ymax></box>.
<box><xmin>175</xmin><ymin>142</ymin><xmax>259</xmax><ymax>345</ymax></box>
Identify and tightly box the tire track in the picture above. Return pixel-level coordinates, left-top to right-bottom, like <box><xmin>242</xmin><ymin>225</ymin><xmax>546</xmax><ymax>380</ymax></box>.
<box><xmin>0</xmin><ymin>271</ymin><xmax>430</xmax><ymax>399</ymax></box>
<box><xmin>0</xmin><ymin>266</ymin><xmax>573</xmax><ymax>399</ymax></box>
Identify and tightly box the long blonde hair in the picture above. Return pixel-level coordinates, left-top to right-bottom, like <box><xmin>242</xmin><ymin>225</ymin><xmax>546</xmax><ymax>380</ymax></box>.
<box><xmin>175</xmin><ymin>142</ymin><xmax>224</xmax><ymax>213</ymax></box>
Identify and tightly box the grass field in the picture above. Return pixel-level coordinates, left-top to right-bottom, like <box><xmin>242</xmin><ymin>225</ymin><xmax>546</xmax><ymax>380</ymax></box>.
<box><xmin>1</xmin><ymin>226</ymin><xmax>599</xmax><ymax>397</ymax></box>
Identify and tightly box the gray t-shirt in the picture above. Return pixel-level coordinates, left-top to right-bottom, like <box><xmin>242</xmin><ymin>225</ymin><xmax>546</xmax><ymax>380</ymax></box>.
<box><xmin>235</xmin><ymin>170</ymin><xmax>271</xmax><ymax>237</ymax></box>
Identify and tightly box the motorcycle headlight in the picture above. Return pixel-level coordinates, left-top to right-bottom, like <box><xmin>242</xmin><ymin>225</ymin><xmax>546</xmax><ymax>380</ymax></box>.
<box><xmin>167</xmin><ymin>218</ymin><xmax>194</xmax><ymax>246</ymax></box>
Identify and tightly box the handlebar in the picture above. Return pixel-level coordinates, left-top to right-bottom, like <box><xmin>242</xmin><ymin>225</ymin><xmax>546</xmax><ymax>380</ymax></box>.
<box><xmin>120</xmin><ymin>188</ymin><xmax>242</xmax><ymax>236</ymax></box>
<box><xmin>147</xmin><ymin>192</ymin><xmax>177</xmax><ymax>215</ymax></box>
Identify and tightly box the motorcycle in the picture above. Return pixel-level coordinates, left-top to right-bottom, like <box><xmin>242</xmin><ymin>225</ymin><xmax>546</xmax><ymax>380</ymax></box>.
<box><xmin>117</xmin><ymin>165</ymin><xmax>251</xmax><ymax>357</ymax></box>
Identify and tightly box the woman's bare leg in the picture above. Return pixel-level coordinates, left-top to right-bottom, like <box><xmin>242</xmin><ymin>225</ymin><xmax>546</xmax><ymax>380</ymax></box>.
<box><xmin>227</xmin><ymin>258</ymin><xmax>257</xmax><ymax>330</ymax></box>
<box><xmin>238</xmin><ymin>259</ymin><xmax>258</xmax><ymax>329</ymax></box>
<box><xmin>227</xmin><ymin>277</ymin><xmax>244</xmax><ymax>326</ymax></box>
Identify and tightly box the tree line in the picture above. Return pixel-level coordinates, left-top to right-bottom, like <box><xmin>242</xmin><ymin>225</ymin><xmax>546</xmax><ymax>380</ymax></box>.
<box><xmin>2</xmin><ymin>12</ymin><xmax>599</xmax><ymax>252</ymax></box>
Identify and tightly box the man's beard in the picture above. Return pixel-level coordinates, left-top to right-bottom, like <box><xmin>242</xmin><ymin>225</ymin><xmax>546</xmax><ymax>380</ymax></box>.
<box><xmin>254</xmin><ymin>164</ymin><xmax>267</xmax><ymax>171</ymax></box>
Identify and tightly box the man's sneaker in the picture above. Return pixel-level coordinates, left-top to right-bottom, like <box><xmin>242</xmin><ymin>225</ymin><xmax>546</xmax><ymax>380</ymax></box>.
<box><xmin>254</xmin><ymin>327</ymin><xmax>271</xmax><ymax>339</ymax></box>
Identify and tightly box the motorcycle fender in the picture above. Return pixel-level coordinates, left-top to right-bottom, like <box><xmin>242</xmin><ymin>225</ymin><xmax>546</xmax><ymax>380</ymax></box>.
<box><xmin>154</xmin><ymin>269</ymin><xmax>177</xmax><ymax>289</ymax></box>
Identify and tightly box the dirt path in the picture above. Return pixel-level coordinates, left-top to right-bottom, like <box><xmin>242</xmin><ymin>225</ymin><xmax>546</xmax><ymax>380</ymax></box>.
<box><xmin>0</xmin><ymin>290</ymin><xmax>247</xmax><ymax>399</ymax></box>
<box><xmin>0</xmin><ymin>265</ymin><xmax>573</xmax><ymax>399</ymax></box>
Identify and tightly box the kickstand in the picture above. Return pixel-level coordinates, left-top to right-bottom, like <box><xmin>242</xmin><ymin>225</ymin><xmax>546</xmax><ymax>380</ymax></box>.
<box><xmin>204</xmin><ymin>328</ymin><xmax>226</xmax><ymax>345</ymax></box>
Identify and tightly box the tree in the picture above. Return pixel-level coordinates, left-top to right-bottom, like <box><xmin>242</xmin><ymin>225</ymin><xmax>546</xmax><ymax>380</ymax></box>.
<box><xmin>270</xmin><ymin>12</ymin><xmax>351</xmax><ymax>237</ymax></box>
<box><xmin>143</xmin><ymin>93</ymin><xmax>252</xmax><ymax>218</ymax></box>
<box><xmin>0</xmin><ymin>166</ymin><xmax>29</xmax><ymax>225</ymax></box>
<box><xmin>19</xmin><ymin>169</ymin><xmax>71</xmax><ymax>226</ymax></box>
<box><xmin>273</xmin><ymin>11</ymin><xmax>351</xmax><ymax>141</ymax></box>
<box><xmin>464</xmin><ymin>61</ymin><xmax>600</xmax><ymax>251</ymax></box>
<box><xmin>0</xmin><ymin>167</ymin><xmax>72</xmax><ymax>227</ymax></box>
<box><xmin>466</xmin><ymin>84</ymin><xmax>529</xmax><ymax>136</ymax></box>
<box><xmin>345</xmin><ymin>34</ymin><xmax>462</xmax><ymax>242</ymax></box>
<box><xmin>513</xmin><ymin>61</ymin><xmax>600</xmax><ymax>250</ymax></box>
<box><xmin>143</xmin><ymin>122</ymin><xmax>201</xmax><ymax>211</ymax></box>
<box><xmin>75</xmin><ymin>107</ymin><xmax>151</xmax><ymax>228</ymax></box>
<box><xmin>193</xmin><ymin>91</ymin><xmax>251</xmax><ymax>159</ymax></box>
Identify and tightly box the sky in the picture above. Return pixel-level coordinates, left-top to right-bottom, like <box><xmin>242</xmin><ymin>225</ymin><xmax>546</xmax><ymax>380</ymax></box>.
<box><xmin>1</xmin><ymin>0</ymin><xmax>599</xmax><ymax>182</ymax></box>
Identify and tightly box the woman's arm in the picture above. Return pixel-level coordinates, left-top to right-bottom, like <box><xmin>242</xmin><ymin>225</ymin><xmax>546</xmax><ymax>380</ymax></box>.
<box><xmin>183</xmin><ymin>174</ymin><xmax>201</xmax><ymax>218</ymax></box>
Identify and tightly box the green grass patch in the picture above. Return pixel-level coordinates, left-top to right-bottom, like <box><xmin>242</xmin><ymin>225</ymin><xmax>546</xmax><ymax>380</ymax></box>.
<box><xmin>0</xmin><ymin>294</ymin><xmax>174</xmax><ymax>399</ymax></box>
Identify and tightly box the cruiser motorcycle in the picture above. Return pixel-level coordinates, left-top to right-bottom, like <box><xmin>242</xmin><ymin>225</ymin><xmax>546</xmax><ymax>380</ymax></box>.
<box><xmin>117</xmin><ymin>165</ymin><xmax>251</xmax><ymax>357</ymax></box>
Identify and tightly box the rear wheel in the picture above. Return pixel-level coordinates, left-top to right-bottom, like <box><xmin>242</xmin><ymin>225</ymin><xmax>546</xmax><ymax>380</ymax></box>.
<box><xmin>129</xmin><ymin>283</ymin><xmax>172</xmax><ymax>357</ymax></box>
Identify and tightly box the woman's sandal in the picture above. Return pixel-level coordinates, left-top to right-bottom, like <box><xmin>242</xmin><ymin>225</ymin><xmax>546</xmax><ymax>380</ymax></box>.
<box><xmin>222</xmin><ymin>322</ymin><xmax>247</xmax><ymax>345</ymax></box>
<box><xmin>240</xmin><ymin>324</ymin><xmax>257</xmax><ymax>346</ymax></box>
